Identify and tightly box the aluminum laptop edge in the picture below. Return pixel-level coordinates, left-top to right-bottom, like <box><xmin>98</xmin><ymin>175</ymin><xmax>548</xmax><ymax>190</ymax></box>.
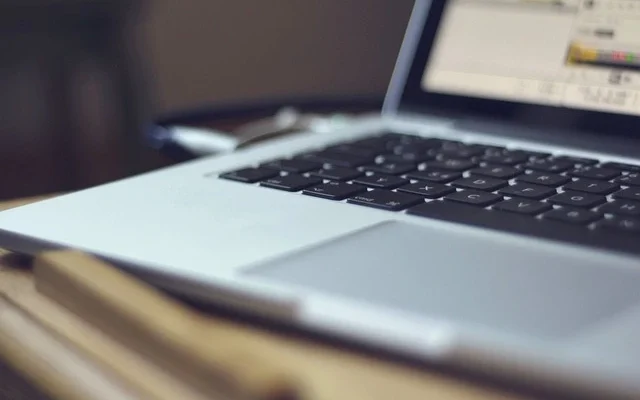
<box><xmin>1</xmin><ymin>0</ymin><xmax>640</xmax><ymax>398</ymax></box>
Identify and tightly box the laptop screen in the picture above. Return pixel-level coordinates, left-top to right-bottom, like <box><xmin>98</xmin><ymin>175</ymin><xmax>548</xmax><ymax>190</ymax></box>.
<box><xmin>394</xmin><ymin>0</ymin><xmax>640</xmax><ymax>138</ymax></box>
<box><xmin>421</xmin><ymin>0</ymin><xmax>640</xmax><ymax>117</ymax></box>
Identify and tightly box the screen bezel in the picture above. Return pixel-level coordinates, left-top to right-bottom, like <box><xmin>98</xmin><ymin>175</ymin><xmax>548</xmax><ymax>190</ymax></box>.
<box><xmin>393</xmin><ymin>0</ymin><xmax>640</xmax><ymax>139</ymax></box>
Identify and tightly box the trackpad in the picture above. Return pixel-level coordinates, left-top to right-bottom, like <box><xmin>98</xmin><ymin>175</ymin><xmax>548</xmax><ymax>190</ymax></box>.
<box><xmin>246</xmin><ymin>221</ymin><xmax>640</xmax><ymax>339</ymax></box>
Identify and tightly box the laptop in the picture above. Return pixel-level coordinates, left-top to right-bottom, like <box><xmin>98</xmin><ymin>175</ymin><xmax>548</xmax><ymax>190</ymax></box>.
<box><xmin>2</xmin><ymin>0</ymin><xmax>640</xmax><ymax>397</ymax></box>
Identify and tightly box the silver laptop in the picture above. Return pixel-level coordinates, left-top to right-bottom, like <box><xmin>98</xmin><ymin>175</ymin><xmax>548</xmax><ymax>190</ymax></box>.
<box><xmin>2</xmin><ymin>0</ymin><xmax>640</xmax><ymax>397</ymax></box>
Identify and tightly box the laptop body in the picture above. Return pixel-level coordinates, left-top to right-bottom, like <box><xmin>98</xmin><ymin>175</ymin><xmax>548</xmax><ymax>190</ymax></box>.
<box><xmin>2</xmin><ymin>0</ymin><xmax>640</xmax><ymax>397</ymax></box>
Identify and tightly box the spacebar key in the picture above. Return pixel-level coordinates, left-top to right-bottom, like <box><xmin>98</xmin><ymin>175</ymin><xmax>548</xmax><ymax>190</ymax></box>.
<box><xmin>406</xmin><ymin>200</ymin><xmax>640</xmax><ymax>256</ymax></box>
<box><xmin>407</xmin><ymin>201</ymin><xmax>535</xmax><ymax>232</ymax></box>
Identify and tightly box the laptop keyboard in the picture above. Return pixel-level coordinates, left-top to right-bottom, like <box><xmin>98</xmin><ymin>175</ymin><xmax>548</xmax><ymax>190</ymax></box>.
<box><xmin>217</xmin><ymin>131</ymin><xmax>640</xmax><ymax>255</ymax></box>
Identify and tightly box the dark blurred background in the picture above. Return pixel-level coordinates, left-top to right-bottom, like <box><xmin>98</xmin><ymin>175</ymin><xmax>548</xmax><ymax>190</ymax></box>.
<box><xmin>0</xmin><ymin>1</ymin><xmax>413</xmax><ymax>200</ymax></box>
<box><xmin>141</xmin><ymin>1</ymin><xmax>413</xmax><ymax>113</ymax></box>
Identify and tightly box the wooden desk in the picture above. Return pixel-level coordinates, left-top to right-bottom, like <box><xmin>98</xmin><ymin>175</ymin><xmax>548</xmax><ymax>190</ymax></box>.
<box><xmin>0</xmin><ymin>195</ymin><xmax>533</xmax><ymax>400</ymax></box>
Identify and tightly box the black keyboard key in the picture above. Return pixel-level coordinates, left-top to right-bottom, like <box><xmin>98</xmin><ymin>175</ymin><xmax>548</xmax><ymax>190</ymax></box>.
<box><xmin>474</xmin><ymin>144</ymin><xmax>507</xmax><ymax>154</ymax></box>
<box><xmin>524</xmin><ymin>158</ymin><xmax>574</xmax><ymax>173</ymax></box>
<box><xmin>444</xmin><ymin>190</ymin><xmax>502</xmax><ymax>207</ymax></box>
<box><xmin>397</xmin><ymin>182</ymin><xmax>455</xmax><ymax>199</ymax></box>
<box><xmin>599</xmin><ymin>200</ymin><xmax>640</xmax><ymax>217</ymax></box>
<box><xmin>426</xmin><ymin>158</ymin><xmax>477</xmax><ymax>171</ymax></box>
<box><xmin>297</xmin><ymin>151</ymin><xmax>371</xmax><ymax>168</ymax></box>
<box><xmin>405</xmin><ymin>200</ymin><xmax>640</xmax><ymax>256</ymax></box>
<box><xmin>260</xmin><ymin>174</ymin><xmax>322</xmax><ymax>192</ymax></box>
<box><xmin>452</xmin><ymin>176</ymin><xmax>508</xmax><ymax>191</ymax></box>
<box><xmin>352</xmin><ymin>174</ymin><xmax>408</xmax><ymax>189</ymax></box>
<box><xmin>386</xmin><ymin>137</ymin><xmax>441</xmax><ymax>150</ymax></box>
<box><xmin>470</xmin><ymin>165</ymin><xmax>521</xmax><ymax>179</ymax></box>
<box><xmin>568</xmin><ymin>166</ymin><xmax>620</xmax><ymax>180</ymax></box>
<box><xmin>382</xmin><ymin>152</ymin><xmax>433</xmax><ymax>164</ymax></box>
<box><xmin>518</xmin><ymin>150</ymin><xmax>551</xmax><ymax>159</ymax></box>
<box><xmin>594</xmin><ymin>216</ymin><xmax>640</xmax><ymax>235</ymax></box>
<box><xmin>563</xmin><ymin>179</ymin><xmax>620</xmax><ymax>195</ymax></box>
<box><xmin>421</xmin><ymin>138</ymin><xmax>449</xmax><ymax>147</ymax></box>
<box><xmin>498</xmin><ymin>183</ymin><xmax>556</xmax><ymax>200</ymax></box>
<box><xmin>548</xmin><ymin>191</ymin><xmax>606</xmax><ymax>208</ymax></box>
<box><xmin>261</xmin><ymin>159</ymin><xmax>322</xmax><ymax>173</ymax></box>
<box><xmin>439</xmin><ymin>140</ymin><xmax>465</xmax><ymax>151</ymax></box>
<box><xmin>481</xmin><ymin>150</ymin><xmax>529</xmax><ymax>165</ymax></box>
<box><xmin>310</xmin><ymin>166</ymin><xmax>363</xmax><ymax>181</ymax></box>
<box><xmin>303</xmin><ymin>182</ymin><xmax>366</xmax><ymax>200</ymax></box>
<box><xmin>438</xmin><ymin>145</ymin><xmax>485</xmax><ymax>159</ymax></box>
<box><xmin>476</xmin><ymin>145</ymin><xmax>502</xmax><ymax>154</ymax></box>
<box><xmin>347</xmin><ymin>190</ymin><xmax>423</xmax><ymax>211</ymax></box>
<box><xmin>382</xmin><ymin>132</ymin><xmax>429</xmax><ymax>146</ymax></box>
<box><xmin>553</xmin><ymin>156</ymin><xmax>598</xmax><ymax>166</ymax></box>
<box><xmin>219</xmin><ymin>167</ymin><xmax>278</xmax><ymax>183</ymax></box>
<box><xmin>405</xmin><ymin>170</ymin><xmax>462</xmax><ymax>183</ymax></box>
<box><xmin>614</xmin><ymin>173</ymin><xmax>640</xmax><ymax>187</ymax></box>
<box><xmin>348</xmin><ymin>137</ymin><xmax>389</xmax><ymax>151</ymax></box>
<box><xmin>601</xmin><ymin>162</ymin><xmax>640</xmax><ymax>173</ymax></box>
<box><xmin>493</xmin><ymin>199</ymin><xmax>552</xmax><ymax>215</ymax></box>
<box><xmin>516</xmin><ymin>171</ymin><xmax>570</xmax><ymax>187</ymax></box>
<box><xmin>407</xmin><ymin>201</ymin><xmax>498</xmax><ymax>222</ymax></box>
<box><xmin>613</xmin><ymin>187</ymin><xmax>640</xmax><ymax>202</ymax></box>
<box><xmin>363</xmin><ymin>162</ymin><xmax>415</xmax><ymax>175</ymax></box>
<box><xmin>543</xmin><ymin>208</ymin><xmax>603</xmax><ymax>225</ymax></box>
<box><xmin>392</xmin><ymin>143</ymin><xmax>433</xmax><ymax>155</ymax></box>
<box><xmin>324</xmin><ymin>144</ymin><xmax>381</xmax><ymax>158</ymax></box>
<box><xmin>483</xmin><ymin>147</ymin><xmax>507</xmax><ymax>157</ymax></box>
